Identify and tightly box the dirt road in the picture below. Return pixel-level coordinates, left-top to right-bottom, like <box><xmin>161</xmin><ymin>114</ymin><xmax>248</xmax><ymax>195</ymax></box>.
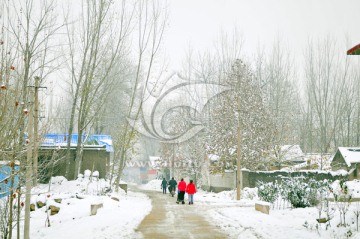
<box><xmin>131</xmin><ymin>187</ymin><xmax>229</xmax><ymax>239</ymax></box>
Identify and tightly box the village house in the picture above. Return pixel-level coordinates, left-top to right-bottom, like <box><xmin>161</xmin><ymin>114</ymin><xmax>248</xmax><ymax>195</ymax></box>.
<box><xmin>38</xmin><ymin>134</ymin><xmax>113</xmax><ymax>182</ymax></box>
<box><xmin>270</xmin><ymin>145</ymin><xmax>306</xmax><ymax>170</ymax></box>
<box><xmin>331</xmin><ymin>147</ymin><xmax>360</xmax><ymax>180</ymax></box>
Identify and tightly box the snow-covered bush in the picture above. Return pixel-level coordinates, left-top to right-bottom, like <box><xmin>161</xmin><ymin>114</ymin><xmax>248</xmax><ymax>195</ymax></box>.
<box><xmin>257</xmin><ymin>181</ymin><xmax>278</xmax><ymax>203</ymax></box>
<box><xmin>92</xmin><ymin>171</ymin><xmax>99</xmax><ymax>178</ymax></box>
<box><xmin>257</xmin><ymin>177</ymin><xmax>331</xmax><ymax>209</ymax></box>
<box><xmin>309</xmin><ymin>179</ymin><xmax>331</xmax><ymax>206</ymax></box>
<box><xmin>284</xmin><ymin>178</ymin><xmax>311</xmax><ymax>208</ymax></box>
<box><xmin>331</xmin><ymin>179</ymin><xmax>352</xmax><ymax>202</ymax></box>
<box><xmin>84</xmin><ymin>170</ymin><xmax>91</xmax><ymax>178</ymax></box>
<box><xmin>50</xmin><ymin>176</ymin><xmax>67</xmax><ymax>185</ymax></box>
<box><xmin>282</xmin><ymin>177</ymin><xmax>331</xmax><ymax>208</ymax></box>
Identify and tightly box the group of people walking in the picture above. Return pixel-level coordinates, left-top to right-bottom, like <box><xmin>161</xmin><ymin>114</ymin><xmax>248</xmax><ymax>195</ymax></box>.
<box><xmin>160</xmin><ymin>177</ymin><xmax>197</xmax><ymax>205</ymax></box>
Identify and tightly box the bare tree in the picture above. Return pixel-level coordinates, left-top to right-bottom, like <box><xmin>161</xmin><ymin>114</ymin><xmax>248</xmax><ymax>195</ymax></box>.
<box><xmin>256</xmin><ymin>38</ymin><xmax>301</xmax><ymax>145</ymax></box>
<box><xmin>63</xmin><ymin>0</ymin><xmax>133</xmax><ymax>179</ymax></box>
<box><xmin>1</xmin><ymin>0</ymin><xmax>62</xmax><ymax>238</ymax></box>
<box><xmin>112</xmin><ymin>0</ymin><xmax>168</xmax><ymax>192</ymax></box>
<box><xmin>302</xmin><ymin>37</ymin><xmax>350</xmax><ymax>159</ymax></box>
<box><xmin>254</xmin><ymin>38</ymin><xmax>302</xmax><ymax>168</ymax></box>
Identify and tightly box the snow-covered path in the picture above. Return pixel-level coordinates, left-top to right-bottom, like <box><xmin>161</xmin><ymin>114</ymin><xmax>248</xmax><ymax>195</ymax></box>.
<box><xmin>129</xmin><ymin>184</ymin><xmax>325</xmax><ymax>239</ymax></box>
<box><xmin>130</xmin><ymin>186</ymin><xmax>229</xmax><ymax>239</ymax></box>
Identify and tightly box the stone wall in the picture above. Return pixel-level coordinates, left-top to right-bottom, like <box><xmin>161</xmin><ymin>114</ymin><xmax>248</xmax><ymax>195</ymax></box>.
<box><xmin>81</xmin><ymin>149</ymin><xmax>110</xmax><ymax>179</ymax></box>
<box><xmin>241</xmin><ymin>169</ymin><xmax>349</xmax><ymax>188</ymax></box>
<box><xmin>201</xmin><ymin>169</ymin><xmax>349</xmax><ymax>192</ymax></box>
<box><xmin>201</xmin><ymin>171</ymin><xmax>235</xmax><ymax>192</ymax></box>
<box><xmin>38</xmin><ymin>147</ymin><xmax>110</xmax><ymax>182</ymax></box>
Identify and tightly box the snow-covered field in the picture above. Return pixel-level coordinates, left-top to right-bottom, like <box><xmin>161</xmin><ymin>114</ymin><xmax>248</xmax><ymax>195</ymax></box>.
<box><xmin>24</xmin><ymin>172</ymin><xmax>151</xmax><ymax>239</ymax></box>
<box><xmin>15</xmin><ymin>176</ymin><xmax>360</xmax><ymax>238</ymax></box>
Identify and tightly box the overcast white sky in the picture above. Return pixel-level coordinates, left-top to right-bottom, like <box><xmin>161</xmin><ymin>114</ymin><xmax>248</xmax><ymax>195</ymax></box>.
<box><xmin>164</xmin><ymin>0</ymin><xmax>360</xmax><ymax>70</ymax></box>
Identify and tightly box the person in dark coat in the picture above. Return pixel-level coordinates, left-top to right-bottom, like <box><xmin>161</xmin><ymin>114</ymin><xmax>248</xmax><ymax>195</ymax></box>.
<box><xmin>168</xmin><ymin>177</ymin><xmax>177</xmax><ymax>197</ymax></box>
<box><xmin>161</xmin><ymin>178</ymin><xmax>167</xmax><ymax>194</ymax></box>
<box><xmin>176</xmin><ymin>178</ymin><xmax>187</xmax><ymax>204</ymax></box>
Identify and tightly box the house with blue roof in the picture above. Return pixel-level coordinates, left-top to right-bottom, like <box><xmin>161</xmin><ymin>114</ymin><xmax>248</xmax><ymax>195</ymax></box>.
<box><xmin>38</xmin><ymin>134</ymin><xmax>113</xmax><ymax>181</ymax></box>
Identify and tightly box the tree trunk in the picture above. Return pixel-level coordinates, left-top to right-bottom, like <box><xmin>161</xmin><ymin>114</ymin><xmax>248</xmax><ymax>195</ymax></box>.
<box><xmin>65</xmin><ymin>91</ymin><xmax>78</xmax><ymax>179</ymax></box>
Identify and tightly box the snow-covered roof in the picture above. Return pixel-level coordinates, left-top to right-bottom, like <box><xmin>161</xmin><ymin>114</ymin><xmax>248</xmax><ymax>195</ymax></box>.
<box><xmin>41</xmin><ymin>134</ymin><xmax>113</xmax><ymax>152</ymax></box>
<box><xmin>98</xmin><ymin>139</ymin><xmax>112</xmax><ymax>146</ymax></box>
<box><xmin>91</xmin><ymin>135</ymin><xmax>113</xmax><ymax>152</ymax></box>
<box><xmin>338</xmin><ymin>147</ymin><xmax>360</xmax><ymax>167</ymax></box>
<box><xmin>280</xmin><ymin>145</ymin><xmax>304</xmax><ymax>162</ymax></box>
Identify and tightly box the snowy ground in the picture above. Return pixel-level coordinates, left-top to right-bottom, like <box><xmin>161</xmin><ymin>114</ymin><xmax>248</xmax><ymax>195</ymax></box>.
<box><xmin>17</xmin><ymin>176</ymin><xmax>360</xmax><ymax>238</ymax></box>
<box><xmin>24</xmin><ymin>172</ymin><xmax>151</xmax><ymax>239</ymax></box>
<box><xmin>140</xmin><ymin>179</ymin><xmax>360</xmax><ymax>239</ymax></box>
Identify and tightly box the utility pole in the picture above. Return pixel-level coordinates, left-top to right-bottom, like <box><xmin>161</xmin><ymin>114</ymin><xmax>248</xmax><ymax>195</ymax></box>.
<box><xmin>24</xmin><ymin>89</ymin><xmax>34</xmax><ymax>239</ymax></box>
<box><xmin>30</xmin><ymin>76</ymin><xmax>46</xmax><ymax>185</ymax></box>
<box><xmin>33</xmin><ymin>76</ymin><xmax>40</xmax><ymax>186</ymax></box>
<box><xmin>24</xmin><ymin>77</ymin><xmax>46</xmax><ymax>238</ymax></box>
<box><xmin>236</xmin><ymin>121</ymin><xmax>241</xmax><ymax>200</ymax></box>
<box><xmin>236</xmin><ymin>96</ymin><xmax>241</xmax><ymax>200</ymax></box>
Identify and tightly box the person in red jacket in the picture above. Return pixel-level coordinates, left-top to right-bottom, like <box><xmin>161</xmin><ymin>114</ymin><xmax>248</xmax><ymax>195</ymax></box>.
<box><xmin>176</xmin><ymin>178</ymin><xmax>187</xmax><ymax>204</ymax></box>
<box><xmin>186</xmin><ymin>179</ymin><xmax>196</xmax><ymax>205</ymax></box>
